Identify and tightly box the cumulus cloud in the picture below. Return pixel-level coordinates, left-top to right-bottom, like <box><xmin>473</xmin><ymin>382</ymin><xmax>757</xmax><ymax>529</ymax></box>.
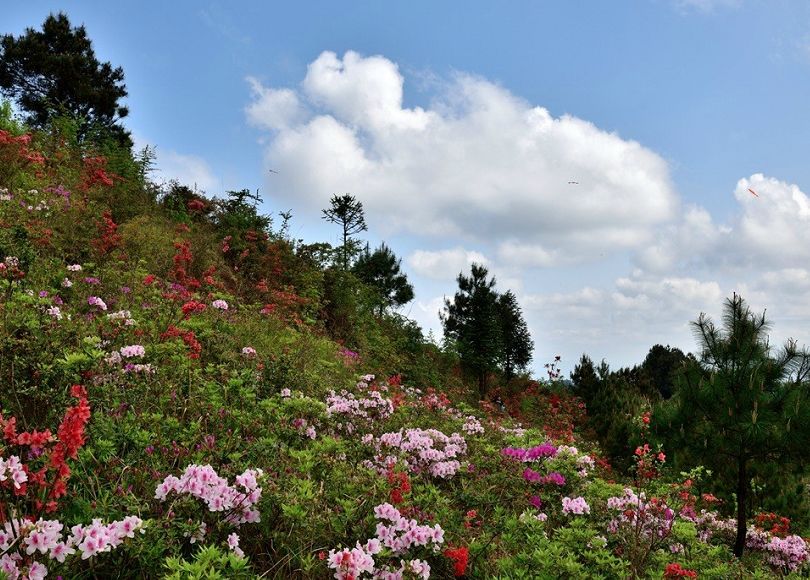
<box><xmin>247</xmin><ymin>50</ymin><xmax>678</xmax><ymax>264</ymax></box>
<box><xmin>151</xmin><ymin>150</ymin><xmax>219</xmax><ymax>193</ymax></box>
<box><xmin>637</xmin><ymin>173</ymin><xmax>810</xmax><ymax>274</ymax></box>
<box><xmin>407</xmin><ymin>248</ymin><xmax>489</xmax><ymax>281</ymax></box>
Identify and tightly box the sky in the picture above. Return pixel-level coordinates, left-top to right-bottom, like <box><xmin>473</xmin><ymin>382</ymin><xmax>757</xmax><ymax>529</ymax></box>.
<box><xmin>6</xmin><ymin>0</ymin><xmax>810</xmax><ymax>374</ymax></box>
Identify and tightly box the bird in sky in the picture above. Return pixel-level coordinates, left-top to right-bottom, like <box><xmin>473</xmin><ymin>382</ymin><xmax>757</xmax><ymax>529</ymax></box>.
<box><xmin>568</xmin><ymin>181</ymin><xmax>579</xmax><ymax>185</ymax></box>
<box><xmin>268</xmin><ymin>169</ymin><xmax>279</xmax><ymax>174</ymax></box>
<box><xmin>748</xmin><ymin>188</ymin><xmax>759</xmax><ymax>197</ymax></box>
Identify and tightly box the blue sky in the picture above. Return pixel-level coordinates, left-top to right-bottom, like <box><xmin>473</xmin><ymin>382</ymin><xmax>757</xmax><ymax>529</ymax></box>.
<box><xmin>7</xmin><ymin>1</ymin><xmax>810</xmax><ymax>373</ymax></box>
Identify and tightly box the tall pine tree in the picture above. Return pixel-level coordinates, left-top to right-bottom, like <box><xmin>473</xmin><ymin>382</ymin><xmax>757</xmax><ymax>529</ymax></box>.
<box><xmin>497</xmin><ymin>290</ymin><xmax>533</xmax><ymax>381</ymax></box>
<box><xmin>441</xmin><ymin>264</ymin><xmax>502</xmax><ymax>399</ymax></box>
<box><xmin>0</xmin><ymin>13</ymin><xmax>130</xmax><ymax>145</ymax></box>
<box><xmin>659</xmin><ymin>294</ymin><xmax>810</xmax><ymax>557</ymax></box>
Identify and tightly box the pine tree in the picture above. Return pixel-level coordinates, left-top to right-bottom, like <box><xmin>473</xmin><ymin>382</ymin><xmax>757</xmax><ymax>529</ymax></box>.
<box><xmin>352</xmin><ymin>243</ymin><xmax>414</xmax><ymax>315</ymax></box>
<box><xmin>660</xmin><ymin>294</ymin><xmax>810</xmax><ymax>557</ymax></box>
<box><xmin>321</xmin><ymin>194</ymin><xmax>367</xmax><ymax>270</ymax></box>
<box><xmin>0</xmin><ymin>13</ymin><xmax>130</xmax><ymax>145</ymax></box>
<box><xmin>497</xmin><ymin>290</ymin><xmax>533</xmax><ymax>381</ymax></box>
<box><xmin>441</xmin><ymin>264</ymin><xmax>502</xmax><ymax>399</ymax></box>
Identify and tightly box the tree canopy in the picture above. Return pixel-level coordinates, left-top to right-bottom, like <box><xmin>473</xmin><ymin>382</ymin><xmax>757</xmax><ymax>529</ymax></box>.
<box><xmin>352</xmin><ymin>243</ymin><xmax>414</xmax><ymax>315</ymax></box>
<box><xmin>0</xmin><ymin>12</ymin><xmax>130</xmax><ymax>145</ymax></box>
<box><xmin>658</xmin><ymin>294</ymin><xmax>810</xmax><ymax>557</ymax></box>
<box><xmin>441</xmin><ymin>264</ymin><xmax>533</xmax><ymax>398</ymax></box>
<box><xmin>321</xmin><ymin>194</ymin><xmax>367</xmax><ymax>270</ymax></box>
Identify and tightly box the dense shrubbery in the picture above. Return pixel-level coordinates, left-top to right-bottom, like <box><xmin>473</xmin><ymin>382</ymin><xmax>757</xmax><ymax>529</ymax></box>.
<box><xmin>1</xmin><ymin>100</ymin><xmax>809</xmax><ymax>579</ymax></box>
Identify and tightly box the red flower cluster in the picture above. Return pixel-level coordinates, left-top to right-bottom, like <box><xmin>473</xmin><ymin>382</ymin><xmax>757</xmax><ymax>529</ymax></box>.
<box><xmin>755</xmin><ymin>512</ymin><xmax>791</xmax><ymax>537</ymax></box>
<box><xmin>386</xmin><ymin>467</ymin><xmax>411</xmax><ymax>505</ymax></box>
<box><xmin>0</xmin><ymin>385</ymin><xmax>90</xmax><ymax>513</ymax></box>
<box><xmin>161</xmin><ymin>325</ymin><xmax>202</xmax><ymax>359</ymax></box>
<box><xmin>80</xmin><ymin>156</ymin><xmax>117</xmax><ymax>190</ymax></box>
<box><xmin>171</xmin><ymin>241</ymin><xmax>199</xmax><ymax>288</ymax></box>
<box><xmin>663</xmin><ymin>563</ymin><xmax>698</xmax><ymax>578</ymax></box>
<box><xmin>0</xmin><ymin>130</ymin><xmax>45</xmax><ymax>166</ymax></box>
<box><xmin>444</xmin><ymin>546</ymin><xmax>469</xmax><ymax>577</ymax></box>
<box><xmin>181</xmin><ymin>300</ymin><xmax>207</xmax><ymax>319</ymax></box>
<box><xmin>92</xmin><ymin>210</ymin><xmax>122</xmax><ymax>255</ymax></box>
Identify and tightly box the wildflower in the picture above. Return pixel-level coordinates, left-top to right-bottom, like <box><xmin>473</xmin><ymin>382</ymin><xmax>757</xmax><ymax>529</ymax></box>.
<box><xmin>562</xmin><ymin>496</ymin><xmax>590</xmax><ymax>515</ymax></box>
<box><xmin>241</xmin><ymin>346</ymin><xmax>257</xmax><ymax>357</ymax></box>
<box><xmin>67</xmin><ymin>264</ymin><xmax>82</xmax><ymax>272</ymax></box>
<box><xmin>87</xmin><ymin>296</ymin><xmax>107</xmax><ymax>311</ymax></box>
<box><xmin>211</xmin><ymin>299</ymin><xmax>229</xmax><ymax>310</ymax></box>
<box><xmin>444</xmin><ymin>546</ymin><xmax>469</xmax><ymax>577</ymax></box>
<box><xmin>119</xmin><ymin>345</ymin><xmax>146</xmax><ymax>358</ymax></box>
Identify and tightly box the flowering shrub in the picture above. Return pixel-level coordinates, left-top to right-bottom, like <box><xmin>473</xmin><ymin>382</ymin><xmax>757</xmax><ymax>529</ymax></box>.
<box><xmin>364</xmin><ymin>428</ymin><xmax>467</xmax><ymax>479</ymax></box>
<box><xmin>328</xmin><ymin>503</ymin><xmax>444</xmax><ymax>579</ymax></box>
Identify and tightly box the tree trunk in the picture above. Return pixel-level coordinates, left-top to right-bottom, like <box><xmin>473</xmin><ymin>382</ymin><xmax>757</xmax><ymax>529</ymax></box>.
<box><xmin>478</xmin><ymin>371</ymin><xmax>486</xmax><ymax>400</ymax></box>
<box><xmin>734</xmin><ymin>455</ymin><xmax>748</xmax><ymax>557</ymax></box>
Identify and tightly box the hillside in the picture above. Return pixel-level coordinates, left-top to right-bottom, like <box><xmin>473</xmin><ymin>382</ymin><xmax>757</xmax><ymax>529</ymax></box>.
<box><xmin>0</xmin><ymin>113</ymin><xmax>809</xmax><ymax>579</ymax></box>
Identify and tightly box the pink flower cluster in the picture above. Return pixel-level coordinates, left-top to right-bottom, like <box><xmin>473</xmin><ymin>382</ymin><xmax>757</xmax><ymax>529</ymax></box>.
<box><xmin>691</xmin><ymin>511</ymin><xmax>808</xmax><ymax>572</ymax></box>
<box><xmin>87</xmin><ymin>296</ymin><xmax>107</xmax><ymax>311</ymax></box>
<box><xmin>211</xmin><ymin>299</ymin><xmax>229</xmax><ymax>310</ymax></box>
<box><xmin>119</xmin><ymin>345</ymin><xmax>145</xmax><ymax>358</ymax></box>
<box><xmin>522</xmin><ymin>468</ymin><xmax>565</xmax><ymax>487</ymax></box>
<box><xmin>365</xmin><ymin>428</ymin><xmax>467</xmax><ymax>479</ymax></box>
<box><xmin>502</xmin><ymin>443</ymin><xmax>557</xmax><ymax>462</ymax></box>
<box><xmin>562</xmin><ymin>496</ymin><xmax>590</xmax><ymax>515</ymax></box>
<box><xmin>327</xmin><ymin>503</ymin><xmax>442</xmax><ymax>579</ymax></box>
<box><xmin>241</xmin><ymin>346</ymin><xmax>257</xmax><ymax>358</ymax></box>
<box><xmin>325</xmin><ymin>390</ymin><xmax>394</xmax><ymax>433</ymax></box>
<box><xmin>461</xmin><ymin>416</ymin><xmax>484</xmax><ymax>435</ymax></box>
<box><xmin>0</xmin><ymin>515</ymin><xmax>144</xmax><ymax>578</ymax></box>
<box><xmin>155</xmin><ymin>464</ymin><xmax>263</xmax><ymax>526</ymax></box>
<box><xmin>765</xmin><ymin>535</ymin><xmax>809</xmax><ymax>572</ymax></box>
<box><xmin>606</xmin><ymin>488</ymin><xmax>674</xmax><ymax>539</ymax></box>
<box><xmin>0</xmin><ymin>455</ymin><xmax>28</xmax><ymax>488</ymax></box>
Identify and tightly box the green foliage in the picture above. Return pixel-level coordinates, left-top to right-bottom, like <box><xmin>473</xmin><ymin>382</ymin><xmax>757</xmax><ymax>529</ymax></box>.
<box><xmin>0</xmin><ymin>12</ymin><xmax>131</xmax><ymax>146</ymax></box>
<box><xmin>658</xmin><ymin>294</ymin><xmax>810</xmax><ymax>556</ymax></box>
<box><xmin>321</xmin><ymin>193</ymin><xmax>367</xmax><ymax>270</ymax></box>
<box><xmin>497</xmin><ymin>290</ymin><xmax>533</xmax><ymax>382</ymax></box>
<box><xmin>163</xmin><ymin>546</ymin><xmax>254</xmax><ymax>579</ymax></box>
<box><xmin>352</xmin><ymin>242</ymin><xmax>414</xmax><ymax>314</ymax></box>
<box><xmin>442</xmin><ymin>263</ymin><xmax>503</xmax><ymax>399</ymax></box>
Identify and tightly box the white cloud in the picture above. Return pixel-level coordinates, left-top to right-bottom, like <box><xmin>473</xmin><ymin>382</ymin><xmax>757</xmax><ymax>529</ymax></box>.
<box><xmin>638</xmin><ymin>173</ymin><xmax>810</xmax><ymax>274</ymax></box>
<box><xmin>247</xmin><ymin>50</ymin><xmax>678</xmax><ymax>264</ymax></box>
<box><xmin>245</xmin><ymin>77</ymin><xmax>306</xmax><ymax>131</ymax></box>
<box><xmin>407</xmin><ymin>247</ymin><xmax>488</xmax><ymax>281</ymax></box>
<box><xmin>151</xmin><ymin>150</ymin><xmax>219</xmax><ymax>193</ymax></box>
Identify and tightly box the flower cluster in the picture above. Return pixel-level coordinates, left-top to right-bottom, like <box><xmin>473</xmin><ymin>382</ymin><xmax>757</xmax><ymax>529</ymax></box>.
<box><xmin>241</xmin><ymin>346</ymin><xmax>257</xmax><ymax>358</ymax></box>
<box><xmin>364</xmin><ymin>429</ymin><xmax>467</xmax><ymax>479</ymax></box>
<box><xmin>327</xmin><ymin>503</ymin><xmax>444</xmax><ymax>579</ymax></box>
<box><xmin>211</xmin><ymin>299</ymin><xmax>229</xmax><ymax>310</ymax></box>
<box><xmin>461</xmin><ymin>416</ymin><xmax>484</xmax><ymax>435</ymax></box>
<box><xmin>663</xmin><ymin>563</ymin><xmax>698</xmax><ymax>578</ymax></box>
<box><xmin>501</xmin><ymin>443</ymin><xmax>557</xmax><ymax>462</ymax></box>
<box><xmin>155</xmin><ymin>464</ymin><xmax>263</xmax><ymax>526</ymax></box>
<box><xmin>119</xmin><ymin>344</ymin><xmax>146</xmax><ymax>358</ymax></box>
<box><xmin>561</xmin><ymin>496</ymin><xmax>590</xmax><ymax>515</ymax></box>
<box><xmin>87</xmin><ymin>296</ymin><xmax>108</xmax><ymax>311</ymax></box>
<box><xmin>325</xmin><ymin>389</ymin><xmax>394</xmax><ymax>433</ymax></box>
<box><xmin>606</xmin><ymin>488</ymin><xmax>675</xmax><ymax>539</ymax></box>
<box><xmin>0</xmin><ymin>515</ymin><xmax>144</xmax><ymax>578</ymax></box>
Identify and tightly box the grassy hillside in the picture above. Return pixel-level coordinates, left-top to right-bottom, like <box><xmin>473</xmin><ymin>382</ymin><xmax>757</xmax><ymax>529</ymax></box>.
<box><xmin>0</xmin><ymin>115</ymin><xmax>808</xmax><ymax>578</ymax></box>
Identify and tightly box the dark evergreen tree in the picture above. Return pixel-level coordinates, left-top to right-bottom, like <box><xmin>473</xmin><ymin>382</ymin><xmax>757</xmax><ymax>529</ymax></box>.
<box><xmin>321</xmin><ymin>194</ymin><xmax>367</xmax><ymax>270</ymax></box>
<box><xmin>641</xmin><ymin>344</ymin><xmax>689</xmax><ymax>399</ymax></box>
<box><xmin>352</xmin><ymin>243</ymin><xmax>414</xmax><ymax>315</ymax></box>
<box><xmin>441</xmin><ymin>264</ymin><xmax>502</xmax><ymax>399</ymax></box>
<box><xmin>0</xmin><ymin>13</ymin><xmax>130</xmax><ymax>145</ymax></box>
<box><xmin>659</xmin><ymin>294</ymin><xmax>810</xmax><ymax>557</ymax></box>
<box><xmin>496</xmin><ymin>290</ymin><xmax>533</xmax><ymax>381</ymax></box>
